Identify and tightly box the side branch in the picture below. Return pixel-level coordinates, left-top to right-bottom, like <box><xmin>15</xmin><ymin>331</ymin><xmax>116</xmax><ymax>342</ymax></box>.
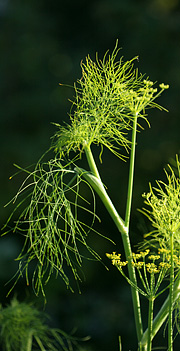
<box><xmin>75</xmin><ymin>165</ymin><xmax>143</xmax><ymax>341</ymax></box>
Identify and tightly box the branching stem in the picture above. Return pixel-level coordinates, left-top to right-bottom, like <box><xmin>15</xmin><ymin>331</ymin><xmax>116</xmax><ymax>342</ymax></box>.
<box><xmin>83</xmin><ymin>139</ymin><xmax>143</xmax><ymax>343</ymax></box>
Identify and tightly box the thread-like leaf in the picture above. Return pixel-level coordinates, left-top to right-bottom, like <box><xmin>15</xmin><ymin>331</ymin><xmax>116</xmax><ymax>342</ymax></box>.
<box><xmin>3</xmin><ymin>156</ymin><xmax>105</xmax><ymax>297</ymax></box>
<box><xmin>54</xmin><ymin>42</ymin><xmax>168</xmax><ymax>160</ymax></box>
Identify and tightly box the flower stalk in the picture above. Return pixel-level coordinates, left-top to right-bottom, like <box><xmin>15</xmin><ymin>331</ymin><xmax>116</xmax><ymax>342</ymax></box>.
<box><xmin>125</xmin><ymin>112</ymin><xmax>138</xmax><ymax>228</ymax></box>
<box><xmin>168</xmin><ymin>232</ymin><xmax>174</xmax><ymax>351</ymax></box>
<box><xmin>139</xmin><ymin>158</ymin><xmax>180</xmax><ymax>349</ymax></box>
<box><xmin>140</xmin><ymin>277</ymin><xmax>180</xmax><ymax>348</ymax></box>
<box><xmin>147</xmin><ymin>296</ymin><xmax>154</xmax><ymax>351</ymax></box>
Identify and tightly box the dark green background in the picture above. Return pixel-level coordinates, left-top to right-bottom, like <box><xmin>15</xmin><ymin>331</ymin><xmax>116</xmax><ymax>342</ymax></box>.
<box><xmin>1</xmin><ymin>0</ymin><xmax>180</xmax><ymax>350</ymax></box>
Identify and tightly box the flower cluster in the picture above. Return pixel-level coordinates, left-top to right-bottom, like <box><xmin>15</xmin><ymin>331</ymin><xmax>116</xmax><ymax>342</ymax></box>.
<box><xmin>107</xmin><ymin>249</ymin><xmax>172</xmax><ymax>274</ymax></box>
<box><xmin>106</xmin><ymin>252</ymin><xmax>128</xmax><ymax>267</ymax></box>
<box><xmin>106</xmin><ymin>248</ymin><xmax>173</xmax><ymax>297</ymax></box>
<box><xmin>141</xmin><ymin>157</ymin><xmax>180</xmax><ymax>251</ymax></box>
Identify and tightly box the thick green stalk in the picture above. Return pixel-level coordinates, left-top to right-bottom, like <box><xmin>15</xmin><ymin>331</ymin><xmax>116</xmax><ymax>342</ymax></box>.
<box><xmin>83</xmin><ymin>141</ymin><xmax>101</xmax><ymax>179</ymax></box>
<box><xmin>168</xmin><ymin>233</ymin><xmax>174</xmax><ymax>351</ymax></box>
<box><xmin>26</xmin><ymin>333</ymin><xmax>33</xmax><ymax>351</ymax></box>
<box><xmin>78</xmin><ymin>147</ymin><xmax>127</xmax><ymax>236</ymax></box>
<box><xmin>82</xmin><ymin>142</ymin><xmax>143</xmax><ymax>342</ymax></box>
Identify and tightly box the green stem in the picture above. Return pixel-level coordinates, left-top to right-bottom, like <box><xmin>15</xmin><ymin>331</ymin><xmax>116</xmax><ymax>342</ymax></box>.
<box><xmin>147</xmin><ymin>297</ymin><xmax>154</xmax><ymax>351</ymax></box>
<box><xmin>81</xmin><ymin>142</ymin><xmax>143</xmax><ymax>342</ymax></box>
<box><xmin>83</xmin><ymin>142</ymin><xmax>101</xmax><ymax>179</ymax></box>
<box><xmin>125</xmin><ymin>113</ymin><xmax>138</xmax><ymax>228</ymax></box>
<box><xmin>147</xmin><ymin>272</ymin><xmax>155</xmax><ymax>351</ymax></box>
<box><xmin>140</xmin><ymin>277</ymin><xmax>180</xmax><ymax>348</ymax></box>
<box><xmin>34</xmin><ymin>336</ymin><xmax>46</xmax><ymax>351</ymax></box>
<box><xmin>26</xmin><ymin>332</ymin><xmax>33</xmax><ymax>351</ymax></box>
<box><xmin>146</xmin><ymin>272</ymin><xmax>155</xmax><ymax>351</ymax></box>
<box><xmin>168</xmin><ymin>233</ymin><xmax>174</xmax><ymax>351</ymax></box>
<box><xmin>124</xmin><ymin>113</ymin><xmax>144</xmax><ymax>343</ymax></box>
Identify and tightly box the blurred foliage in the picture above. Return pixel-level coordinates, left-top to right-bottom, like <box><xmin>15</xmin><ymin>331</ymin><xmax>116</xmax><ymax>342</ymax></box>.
<box><xmin>1</xmin><ymin>0</ymin><xmax>180</xmax><ymax>350</ymax></box>
<box><xmin>0</xmin><ymin>297</ymin><xmax>87</xmax><ymax>351</ymax></box>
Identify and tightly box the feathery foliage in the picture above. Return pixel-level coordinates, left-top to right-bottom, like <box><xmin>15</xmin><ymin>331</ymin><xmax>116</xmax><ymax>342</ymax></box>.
<box><xmin>2</xmin><ymin>43</ymin><xmax>169</xmax><ymax>301</ymax></box>
<box><xmin>4</xmin><ymin>156</ymin><xmax>103</xmax><ymax>297</ymax></box>
<box><xmin>54</xmin><ymin>42</ymin><xmax>168</xmax><ymax>160</ymax></box>
<box><xmin>0</xmin><ymin>297</ymin><xmax>84</xmax><ymax>351</ymax></box>
<box><xmin>141</xmin><ymin>156</ymin><xmax>180</xmax><ymax>251</ymax></box>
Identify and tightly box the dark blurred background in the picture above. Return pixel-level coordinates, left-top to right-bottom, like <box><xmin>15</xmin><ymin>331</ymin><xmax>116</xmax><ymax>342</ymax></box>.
<box><xmin>1</xmin><ymin>0</ymin><xmax>180</xmax><ymax>350</ymax></box>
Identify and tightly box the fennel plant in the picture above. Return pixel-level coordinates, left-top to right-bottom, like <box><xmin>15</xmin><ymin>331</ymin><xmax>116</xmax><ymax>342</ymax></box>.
<box><xmin>3</xmin><ymin>42</ymin><xmax>180</xmax><ymax>351</ymax></box>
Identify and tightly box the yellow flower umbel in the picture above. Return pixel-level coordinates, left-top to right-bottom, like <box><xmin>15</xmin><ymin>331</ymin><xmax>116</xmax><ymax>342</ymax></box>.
<box><xmin>107</xmin><ymin>248</ymin><xmax>175</xmax><ymax>351</ymax></box>
<box><xmin>106</xmin><ymin>252</ymin><xmax>128</xmax><ymax>268</ymax></box>
<box><xmin>106</xmin><ymin>249</ymin><xmax>171</xmax><ymax>298</ymax></box>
